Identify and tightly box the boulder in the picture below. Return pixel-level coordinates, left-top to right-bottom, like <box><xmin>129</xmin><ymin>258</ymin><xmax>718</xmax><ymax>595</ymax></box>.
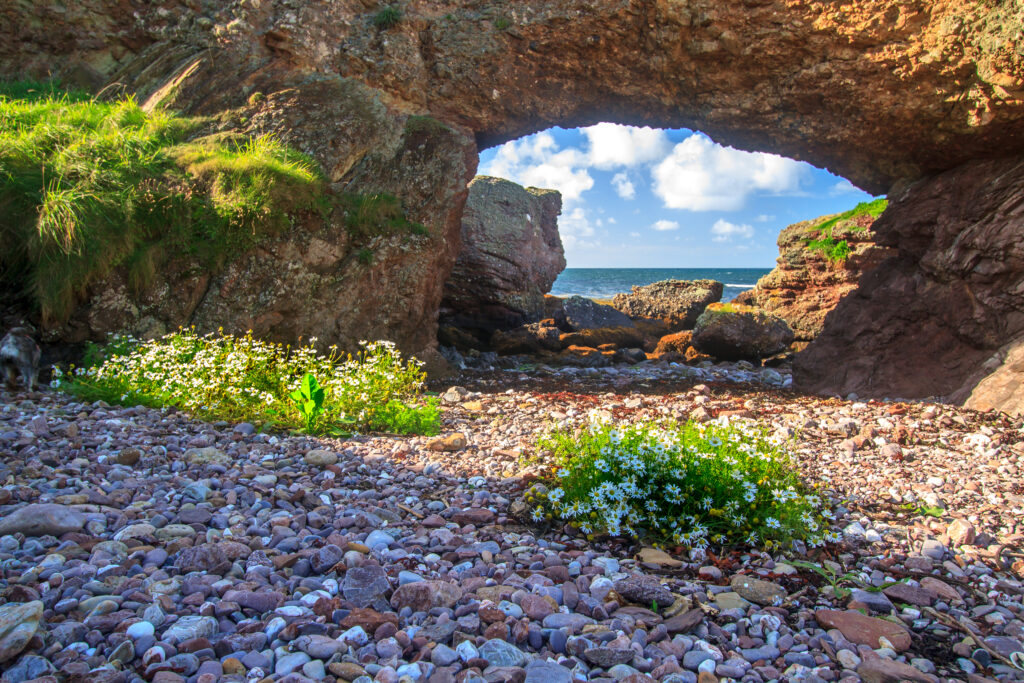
<box><xmin>558</xmin><ymin>326</ymin><xmax>644</xmax><ymax>349</ymax></box>
<box><xmin>558</xmin><ymin>345</ymin><xmax>613</xmax><ymax>367</ymax></box>
<box><xmin>555</xmin><ymin>296</ymin><xmax>635</xmax><ymax>331</ymax></box>
<box><xmin>653</xmin><ymin>331</ymin><xmax>693</xmax><ymax>356</ymax></box>
<box><xmin>735</xmin><ymin>210</ymin><xmax>891</xmax><ymax>341</ymax></box>
<box><xmin>491</xmin><ymin>323</ymin><xmax>562</xmax><ymax>355</ymax></box>
<box><xmin>691</xmin><ymin>303</ymin><xmax>794</xmax><ymax>360</ymax></box>
<box><xmin>441</xmin><ymin>176</ymin><xmax>565</xmax><ymax>332</ymax></box>
<box><xmin>612</xmin><ymin>279</ymin><xmax>723</xmax><ymax>331</ymax></box>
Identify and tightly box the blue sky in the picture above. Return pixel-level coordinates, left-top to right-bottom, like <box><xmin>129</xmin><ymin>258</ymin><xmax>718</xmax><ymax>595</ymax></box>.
<box><xmin>478</xmin><ymin>125</ymin><xmax>878</xmax><ymax>268</ymax></box>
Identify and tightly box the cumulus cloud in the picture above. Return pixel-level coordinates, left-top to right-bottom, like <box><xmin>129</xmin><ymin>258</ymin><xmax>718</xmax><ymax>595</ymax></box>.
<box><xmin>829</xmin><ymin>179</ymin><xmax>860</xmax><ymax>196</ymax></box>
<box><xmin>652</xmin><ymin>219</ymin><xmax>680</xmax><ymax>232</ymax></box>
<box><xmin>559</xmin><ymin>206</ymin><xmax>597</xmax><ymax>249</ymax></box>
<box><xmin>583</xmin><ymin>123</ymin><xmax>671</xmax><ymax>169</ymax></box>
<box><xmin>481</xmin><ymin>132</ymin><xmax>594</xmax><ymax>201</ymax></box>
<box><xmin>652</xmin><ymin>134</ymin><xmax>807</xmax><ymax>211</ymax></box>
<box><xmin>611</xmin><ymin>172</ymin><xmax>636</xmax><ymax>199</ymax></box>
<box><xmin>711</xmin><ymin>219</ymin><xmax>754</xmax><ymax>242</ymax></box>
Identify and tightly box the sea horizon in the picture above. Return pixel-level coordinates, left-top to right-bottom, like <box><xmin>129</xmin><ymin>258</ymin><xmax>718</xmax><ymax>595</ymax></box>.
<box><xmin>550</xmin><ymin>267</ymin><xmax>772</xmax><ymax>302</ymax></box>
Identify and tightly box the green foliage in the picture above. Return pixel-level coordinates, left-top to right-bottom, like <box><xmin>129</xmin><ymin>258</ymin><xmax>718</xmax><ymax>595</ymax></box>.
<box><xmin>357</xmin><ymin>247</ymin><xmax>374</xmax><ymax>265</ymax></box>
<box><xmin>0</xmin><ymin>81</ymin><xmax>323</xmax><ymax>323</ymax></box>
<box><xmin>289</xmin><ymin>373</ymin><xmax>325</xmax><ymax>433</ymax></box>
<box><xmin>494</xmin><ymin>17</ymin><xmax>511</xmax><ymax>30</ymax></box>
<box><xmin>901</xmin><ymin>502</ymin><xmax>944</xmax><ymax>518</ymax></box>
<box><xmin>531</xmin><ymin>419</ymin><xmax>835</xmax><ymax>548</ymax></box>
<box><xmin>805</xmin><ymin>236</ymin><xmax>851</xmax><ymax>262</ymax></box>
<box><xmin>804</xmin><ymin>198</ymin><xmax>888</xmax><ymax>263</ymax></box>
<box><xmin>341</xmin><ymin>192</ymin><xmax>426</xmax><ymax>242</ymax></box>
<box><xmin>372</xmin><ymin>6</ymin><xmax>402</xmax><ymax>29</ymax></box>
<box><xmin>54</xmin><ymin>331</ymin><xmax>439</xmax><ymax>435</ymax></box>
<box><xmin>789</xmin><ymin>560</ymin><xmax>901</xmax><ymax>600</ymax></box>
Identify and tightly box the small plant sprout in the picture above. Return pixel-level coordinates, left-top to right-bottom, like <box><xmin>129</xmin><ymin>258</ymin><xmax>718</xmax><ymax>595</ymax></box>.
<box><xmin>289</xmin><ymin>373</ymin><xmax>325</xmax><ymax>433</ymax></box>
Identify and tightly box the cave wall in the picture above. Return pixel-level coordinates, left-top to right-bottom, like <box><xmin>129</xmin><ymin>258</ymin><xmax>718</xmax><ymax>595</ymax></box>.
<box><xmin>794</xmin><ymin>154</ymin><xmax>1024</xmax><ymax>408</ymax></box>
<box><xmin>3</xmin><ymin>0</ymin><xmax>1024</xmax><ymax>402</ymax></box>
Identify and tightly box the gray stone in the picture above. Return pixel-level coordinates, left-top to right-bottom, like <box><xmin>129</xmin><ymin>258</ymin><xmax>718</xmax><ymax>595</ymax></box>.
<box><xmin>0</xmin><ymin>504</ymin><xmax>85</xmax><ymax>537</ymax></box>
<box><xmin>162</xmin><ymin>615</ymin><xmax>218</xmax><ymax>643</ymax></box>
<box><xmin>730</xmin><ymin>575</ymin><xmax>787</xmax><ymax>606</ymax></box>
<box><xmin>342</xmin><ymin>565</ymin><xmax>391</xmax><ymax>607</ymax></box>
<box><xmin>524</xmin><ymin>659</ymin><xmax>573</xmax><ymax>683</ymax></box>
<box><xmin>478</xmin><ymin>639</ymin><xmax>526</xmax><ymax>668</ymax></box>
<box><xmin>0</xmin><ymin>602</ymin><xmax>42</xmax><ymax>664</ymax></box>
<box><xmin>582</xmin><ymin>647</ymin><xmax>635</xmax><ymax>668</ymax></box>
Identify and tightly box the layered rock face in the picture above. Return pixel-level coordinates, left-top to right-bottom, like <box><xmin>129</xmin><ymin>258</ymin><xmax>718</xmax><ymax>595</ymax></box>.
<box><xmin>612</xmin><ymin>280</ymin><xmax>723</xmax><ymax>332</ymax></box>
<box><xmin>440</xmin><ymin>176</ymin><xmax>564</xmax><ymax>333</ymax></box>
<box><xmin>735</xmin><ymin>214</ymin><xmax>893</xmax><ymax>341</ymax></box>
<box><xmin>795</xmin><ymin>155</ymin><xmax>1024</xmax><ymax>411</ymax></box>
<box><xmin>3</xmin><ymin>0</ymin><xmax>1023</xmax><ymax>391</ymax></box>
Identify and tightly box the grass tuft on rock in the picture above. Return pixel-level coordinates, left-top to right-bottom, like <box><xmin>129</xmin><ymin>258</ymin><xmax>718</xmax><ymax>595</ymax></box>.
<box><xmin>0</xmin><ymin>81</ymin><xmax>323</xmax><ymax>324</ymax></box>
<box><xmin>55</xmin><ymin>330</ymin><xmax>440</xmax><ymax>436</ymax></box>
<box><xmin>804</xmin><ymin>198</ymin><xmax>888</xmax><ymax>263</ymax></box>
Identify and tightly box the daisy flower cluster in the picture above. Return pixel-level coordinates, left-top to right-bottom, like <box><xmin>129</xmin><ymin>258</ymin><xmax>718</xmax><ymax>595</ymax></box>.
<box><xmin>56</xmin><ymin>330</ymin><xmax>439</xmax><ymax>435</ymax></box>
<box><xmin>532</xmin><ymin>417</ymin><xmax>836</xmax><ymax>549</ymax></box>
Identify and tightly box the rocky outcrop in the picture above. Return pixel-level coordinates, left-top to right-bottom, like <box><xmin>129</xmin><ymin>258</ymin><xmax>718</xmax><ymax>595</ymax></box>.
<box><xmin>795</xmin><ymin>155</ymin><xmax>1024</xmax><ymax>412</ymax></box>
<box><xmin>555</xmin><ymin>296</ymin><xmax>634</xmax><ymax>331</ymax></box>
<box><xmin>47</xmin><ymin>80</ymin><xmax>477</xmax><ymax>368</ymax></box>
<box><xmin>612</xmin><ymin>280</ymin><xmax>723</xmax><ymax>332</ymax></box>
<box><xmin>692</xmin><ymin>303</ymin><xmax>794</xmax><ymax>361</ymax></box>
<box><xmin>441</xmin><ymin>176</ymin><xmax>564</xmax><ymax>333</ymax></box>
<box><xmin>3</xmin><ymin>0</ymin><xmax>1024</xmax><ymax>392</ymax></box>
<box><xmin>735</xmin><ymin>213</ymin><xmax>893</xmax><ymax>341</ymax></box>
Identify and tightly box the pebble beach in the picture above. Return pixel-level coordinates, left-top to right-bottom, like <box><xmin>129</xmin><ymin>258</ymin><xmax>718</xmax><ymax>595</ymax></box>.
<box><xmin>1</xmin><ymin>359</ymin><xmax>1022</xmax><ymax>683</ymax></box>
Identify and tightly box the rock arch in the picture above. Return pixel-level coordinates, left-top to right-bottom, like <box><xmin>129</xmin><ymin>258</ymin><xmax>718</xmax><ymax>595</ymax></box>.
<box><xmin>3</xmin><ymin>0</ymin><xmax>1023</xmax><ymax>408</ymax></box>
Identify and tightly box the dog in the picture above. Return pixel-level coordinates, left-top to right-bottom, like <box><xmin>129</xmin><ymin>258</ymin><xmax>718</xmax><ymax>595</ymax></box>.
<box><xmin>1</xmin><ymin>327</ymin><xmax>41</xmax><ymax>391</ymax></box>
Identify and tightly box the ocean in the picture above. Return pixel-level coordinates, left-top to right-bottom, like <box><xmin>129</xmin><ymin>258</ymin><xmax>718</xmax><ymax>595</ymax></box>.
<box><xmin>550</xmin><ymin>268</ymin><xmax>772</xmax><ymax>302</ymax></box>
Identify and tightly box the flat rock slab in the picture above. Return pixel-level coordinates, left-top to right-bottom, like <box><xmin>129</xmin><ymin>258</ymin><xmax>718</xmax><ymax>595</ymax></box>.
<box><xmin>0</xmin><ymin>601</ymin><xmax>43</xmax><ymax>664</ymax></box>
<box><xmin>815</xmin><ymin>609</ymin><xmax>912</xmax><ymax>651</ymax></box>
<box><xmin>730</xmin><ymin>575</ymin><xmax>787</xmax><ymax>606</ymax></box>
<box><xmin>0</xmin><ymin>504</ymin><xmax>86</xmax><ymax>537</ymax></box>
<box><xmin>858</xmin><ymin>655</ymin><xmax>939</xmax><ymax>683</ymax></box>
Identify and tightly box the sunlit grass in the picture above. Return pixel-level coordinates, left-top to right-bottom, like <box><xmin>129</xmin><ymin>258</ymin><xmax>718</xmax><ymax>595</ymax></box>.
<box><xmin>0</xmin><ymin>81</ymin><xmax>323</xmax><ymax>323</ymax></box>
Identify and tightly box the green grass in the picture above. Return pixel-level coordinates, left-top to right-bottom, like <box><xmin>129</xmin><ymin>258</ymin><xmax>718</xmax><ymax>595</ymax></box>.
<box><xmin>0</xmin><ymin>81</ymin><xmax>323</xmax><ymax>323</ymax></box>
<box><xmin>372</xmin><ymin>7</ymin><xmax>402</xmax><ymax>29</ymax></box>
<box><xmin>56</xmin><ymin>331</ymin><xmax>441</xmax><ymax>436</ymax></box>
<box><xmin>804</xmin><ymin>198</ymin><xmax>888</xmax><ymax>263</ymax></box>
<box><xmin>341</xmin><ymin>192</ymin><xmax>426</xmax><ymax>242</ymax></box>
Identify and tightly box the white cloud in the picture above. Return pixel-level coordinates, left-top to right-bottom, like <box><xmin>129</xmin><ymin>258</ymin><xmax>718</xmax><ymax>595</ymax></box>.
<box><xmin>611</xmin><ymin>172</ymin><xmax>636</xmax><ymax>199</ymax></box>
<box><xmin>830</xmin><ymin>179</ymin><xmax>860</xmax><ymax>196</ymax></box>
<box><xmin>629</xmin><ymin>231</ymin><xmax>642</xmax><ymax>238</ymax></box>
<box><xmin>481</xmin><ymin>132</ymin><xmax>593</xmax><ymax>201</ymax></box>
<box><xmin>652</xmin><ymin>219</ymin><xmax>680</xmax><ymax>232</ymax></box>
<box><xmin>583</xmin><ymin>123</ymin><xmax>671</xmax><ymax>169</ymax></box>
<box><xmin>756</xmin><ymin>214</ymin><xmax>775</xmax><ymax>222</ymax></box>
<box><xmin>711</xmin><ymin>219</ymin><xmax>754</xmax><ymax>242</ymax></box>
<box><xmin>652</xmin><ymin>134</ymin><xmax>807</xmax><ymax>211</ymax></box>
<box><xmin>559</xmin><ymin>206</ymin><xmax>597</xmax><ymax>249</ymax></box>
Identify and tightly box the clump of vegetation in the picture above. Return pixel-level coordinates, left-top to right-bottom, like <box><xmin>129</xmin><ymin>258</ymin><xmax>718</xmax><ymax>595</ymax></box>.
<box><xmin>372</xmin><ymin>6</ymin><xmax>402</xmax><ymax>29</ymax></box>
<box><xmin>493</xmin><ymin>17</ymin><xmax>511</xmax><ymax>30</ymax></box>
<box><xmin>804</xmin><ymin>198</ymin><xmax>888</xmax><ymax>263</ymax></box>
<box><xmin>54</xmin><ymin>330</ymin><xmax>440</xmax><ymax>436</ymax></box>
<box><xmin>0</xmin><ymin>81</ymin><xmax>323</xmax><ymax>323</ymax></box>
<box><xmin>341</xmin><ymin>192</ymin><xmax>426</xmax><ymax>242</ymax></box>
<box><xmin>530</xmin><ymin>418</ymin><xmax>834</xmax><ymax>549</ymax></box>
